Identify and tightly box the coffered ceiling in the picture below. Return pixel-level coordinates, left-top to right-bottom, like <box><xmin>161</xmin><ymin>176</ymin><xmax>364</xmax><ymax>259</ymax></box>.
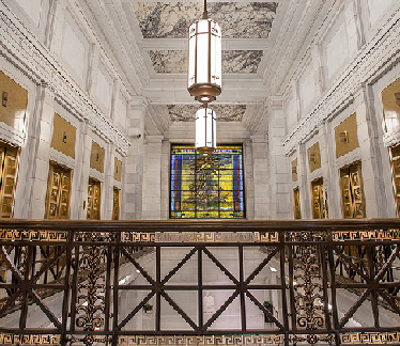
<box><xmin>84</xmin><ymin>0</ymin><xmax>310</xmax><ymax>131</ymax></box>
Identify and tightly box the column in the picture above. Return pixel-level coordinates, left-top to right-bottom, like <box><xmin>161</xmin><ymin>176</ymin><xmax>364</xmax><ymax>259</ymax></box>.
<box><xmin>141</xmin><ymin>136</ymin><xmax>163</xmax><ymax>220</ymax></box>
<box><xmin>297</xmin><ymin>143</ymin><xmax>311</xmax><ymax>219</ymax></box>
<box><xmin>74</xmin><ymin>122</ymin><xmax>92</xmax><ymax>220</ymax></box>
<box><xmin>14</xmin><ymin>82</ymin><xmax>53</xmax><ymax>219</ymax></box>
<box><xmin>356</xmin><ymin>85</ymin><xmax>388</xmax><ymax>217</ymax></box>
<box><xmin>267</xmin><ymin>97</ymin><xmax>292</xmax><ymax>219</ymax></box>
<box><xmin>250</xmin><ymin>135</ymin><xmax>269</xmax><ymax>219</ymax></box>
<box><xmin>122</xmin><ymin>97</ymin><xmax>146</xmax><ymax>220</ymax></box>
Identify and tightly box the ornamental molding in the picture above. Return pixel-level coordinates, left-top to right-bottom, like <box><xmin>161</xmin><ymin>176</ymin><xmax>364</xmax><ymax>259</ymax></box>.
<box><xmin>384</xmin><ymin>126</ymin><xmax>400</xmax><ymax>148</ymax></box>
<box><xmin>284</xmin><ymin>8</ymin><xmax>400</xmax><ymax>155</ymax></box>
<box><xmin>0</xmin><ymin>2</ymin><xmax>131</xmax><ymax>155</ymax></box>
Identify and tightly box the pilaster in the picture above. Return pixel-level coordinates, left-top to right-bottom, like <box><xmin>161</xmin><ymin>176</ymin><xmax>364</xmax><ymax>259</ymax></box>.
<box><xmin>142</xmin><ymin>135</ymin><xmax>164</xmax><ymax>220</ymax></box>
<box><xmin>266</xmin><ymin>97</ymin><xmax>292</xmax><ymax>219</ymax></box>
<box><xmin>122</xmin><ymin>97</ymin><xmax>147</xmax><ymax>220</ymax></box>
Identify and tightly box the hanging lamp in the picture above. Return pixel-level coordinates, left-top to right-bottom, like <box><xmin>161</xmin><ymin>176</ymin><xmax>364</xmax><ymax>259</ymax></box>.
<box><xmin>195</xmin><ymin>106</ymin><xmax>216</xmax><ymax>156</ymax></box>
<box><xmin>187</xmin><ymin>0</ymin><xmax>222</xmax><ymax>104</ymax></box>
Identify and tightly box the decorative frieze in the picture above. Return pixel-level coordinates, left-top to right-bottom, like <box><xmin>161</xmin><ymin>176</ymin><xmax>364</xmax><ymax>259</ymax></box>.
<box><xmin>284</xmin><ymin>9</ymin><xmax>400</xmax><ymax>155</ymax></box>
<box><xmin>0</xmin><ymin>3</ymin><xmax>131</xmax><ymax>155</ymax></box>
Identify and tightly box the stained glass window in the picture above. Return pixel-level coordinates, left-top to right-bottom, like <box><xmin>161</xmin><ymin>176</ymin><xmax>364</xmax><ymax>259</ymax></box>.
<box><xmin>170</xmin><ymin>145</ymin><xmax>245</xmax><ymax>219</ymax></box>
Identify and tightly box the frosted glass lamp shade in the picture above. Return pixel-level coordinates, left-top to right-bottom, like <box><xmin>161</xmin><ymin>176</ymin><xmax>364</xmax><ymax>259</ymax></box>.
<box><xmin>188</xmin><ymin>18</ymin><xmax>222</xmax><ymax>103</ymax></box>
<box><xmin>195</xmin><ymin>107</ymin><xmax>216</xmax><ymax>156</ymax></box>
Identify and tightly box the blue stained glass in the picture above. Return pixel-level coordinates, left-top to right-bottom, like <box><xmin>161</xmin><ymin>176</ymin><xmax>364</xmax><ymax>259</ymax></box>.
<box><xmin>170</xmin><ymin>145</ymin><xmax>245</xmax><ymax>219</ymax></box>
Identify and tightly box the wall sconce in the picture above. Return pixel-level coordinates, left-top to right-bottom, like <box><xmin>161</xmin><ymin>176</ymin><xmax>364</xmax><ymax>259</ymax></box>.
<box><xmin>2</xmin><ymin>91</ymin><xmax>8</xmax><ymax>107</ymax></box>
<box><xmin>339</xmin><ymin>130</ymin><xmax>349</xmax><ymax>143</ymax></box>
<box><xmin>395</xmin><ymin>92</ymin><xmax>400</xmax><ymax>106</ymax></box>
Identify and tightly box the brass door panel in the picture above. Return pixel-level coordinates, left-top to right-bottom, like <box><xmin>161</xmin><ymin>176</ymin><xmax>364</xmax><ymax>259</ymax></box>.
<box><xmin>112</xmin><ymin>187</ymin><xmax>121</xmax><ymax>220</ymax></box>
<box><xmin>340</xmin><ymin>162</ymin><xmax>365</xmax><ymax>219</ymax></box>
<box><xmin>311</xmin><ymin>178</ymin><xmax>328</xmax><ymax>219</ymax></box>
<box><xmin>87</xmin><ymin>178</ymin><xmax>101</xmax><ymax>220</ymax></box>
<box><xmin>0</xmin><ymin>70</ymin><xmax>28</xmax><ymax>129</ymax></box>
<box><xmin>90</xmin><ymin>141</ymin><xmax>105</xmax><ymax>173</ymax></box>
<box><xmin>293</xmin><ymin>188</ymin><xmax>301</xmax><ymax>219</ymax></box>
<box><xmin>51</xmin><ymin>113</ymin><xmax>77</xmax><ymax>159</ymax></box>
<box><xmin>45</xmin><ymin>162</ymin><xmax>71</xmax><ymax>219</ymax></box>
<box><xmin>0</xmin><ymin>142</ymin><xmax>19</xmax><ymax>218</ymax></box>
<box><xmin>334</xmin><ymin>113</ymin><xmax>359</xmax><ymax>158</ymax></box>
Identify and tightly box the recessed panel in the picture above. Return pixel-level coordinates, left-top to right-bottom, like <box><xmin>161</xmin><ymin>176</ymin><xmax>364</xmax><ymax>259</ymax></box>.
<box><xmin>149</xmin><ymin>50</ymin><xmax>263</xmax><ymax>74</ymax></box>
<box><xmin>133</xmin><ymin>2</ymin><xmax>277</xmax><ymax>39</ymax></box>
<box><xmin>167</xmin><ymin>105</ymin><xmax>246</xmax><ymax>122</ymax></box>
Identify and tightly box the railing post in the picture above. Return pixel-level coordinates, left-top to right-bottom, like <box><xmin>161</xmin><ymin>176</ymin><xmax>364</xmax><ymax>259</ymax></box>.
<box><xmin>327</xmin><ymin>229</ymin><xmax>341</xmax><ymax>346</ymax></box>
<box><xmin>112</xmin><ymin>231</ymin><xmax>121</xmax><ymax>346</ymax></box>
<box><xmin>279</xmin><ymin>230</ymin><xmax>290</xmax><ymax>346</ymax></box>
<box><xmin>60</xmin><ymin>229</ymin><xmax>74</xmax><ymax>346</ymax></box>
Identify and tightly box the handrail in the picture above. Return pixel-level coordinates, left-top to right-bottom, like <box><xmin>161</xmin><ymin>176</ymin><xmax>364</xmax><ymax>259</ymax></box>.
<box><xmin>0</xmin><ymin>218</ymin><xmax>400</xmax><ymax>231</ymax></box>
<box><xmin>0</xmin><ymin>218</ymin><xmax>399</xmax><ymax>346</ymax></box>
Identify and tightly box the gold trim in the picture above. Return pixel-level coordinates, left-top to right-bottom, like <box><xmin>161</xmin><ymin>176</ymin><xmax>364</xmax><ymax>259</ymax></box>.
<box><xmin>0</xmin><ymin>334</ymin><xmax>60</xmax><ymax>345</ymax></box>
<box><xmin>341</xmin><ymin>332</ymin><xmax>400</xmax><ymax>344</ymax></box>
<box><xmin>118</xmin><ymin>335</ymin><xmax>284</xmax><ymax>346</ymax></box>
<box><xmin>0</xmin><ymin>230</ymin><xmax>68</xmax><ymax>241</ymax></box>
<box><xmin>121</xmin><ymin>232</ymin><xmax>279</xmax><ymax>243</ymax></box>
<box><xmin>332</xmin><ymin>229</ymin><xmax>400</xmax><ymax>241</ymax></box>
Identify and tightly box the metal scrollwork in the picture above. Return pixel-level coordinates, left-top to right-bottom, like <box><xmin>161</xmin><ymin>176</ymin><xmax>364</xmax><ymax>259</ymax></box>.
<box><xmin>291</xmin><ymin>232</ymin><xmax>327</xmax><ymax>342</ymax></box>
<box><xmin>74</xmin><ymin>233</ymin><xmax>111</xmax><ymax>346</ymax></box>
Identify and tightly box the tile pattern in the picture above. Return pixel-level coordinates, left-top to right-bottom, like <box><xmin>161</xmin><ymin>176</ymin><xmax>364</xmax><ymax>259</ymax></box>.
<box><xmin>167</xmin><ymin>104</ymin><xmax>246</xmax><ymax>122</ymax></box>
<box><xmin>133</xmin><ymin>2</ymin><xmax>277</xmax><ymax>39</ymax></box>
<box><xmin>149</xmin><ymin>50</ymin><xmax>263</xmax><ymax>74</ymax></box>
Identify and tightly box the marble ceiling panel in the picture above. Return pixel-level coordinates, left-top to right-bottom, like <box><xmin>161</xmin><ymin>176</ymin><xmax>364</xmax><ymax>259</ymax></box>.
<box><xmin>133</xmin><ymin>2</ymin><xmax>277</xmax><ymax>39</ymax></box>
<box><xmin>168</xmin><ymin>104</ymin><xmax>246</xmax><ymax>122</ymax></box>
<box><xmin>149</xmin><ymin>50</ymin><xmax>263</xmax><ymax>74</ymax></box>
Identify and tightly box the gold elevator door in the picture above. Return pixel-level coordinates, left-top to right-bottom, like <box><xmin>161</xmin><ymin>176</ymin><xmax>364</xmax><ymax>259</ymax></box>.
<box><xmin>45</xmin><ymin>162</ymin><xmax>71</xmax><ymax>219</ymax></box>
<box><xmin>0</xmin><ymin>142</ymin><xmax>19</xmax><ymax>218</ymax></box>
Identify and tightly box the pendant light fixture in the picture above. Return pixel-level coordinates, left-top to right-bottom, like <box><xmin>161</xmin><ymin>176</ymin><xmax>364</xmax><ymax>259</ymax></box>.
<box><xmin>187</xmin><ymin>0</ymin><xmax>222</xmax><ymax>103</ymax></box>
<box><xmin>188</xmin><ymin>0</ymin><xmax>221</xmax><ymax>156</ymax></box>
<box><xmin>195</xmin><ymin>106</ymin><xmax>216</xmax><ymax>156</ymax></box>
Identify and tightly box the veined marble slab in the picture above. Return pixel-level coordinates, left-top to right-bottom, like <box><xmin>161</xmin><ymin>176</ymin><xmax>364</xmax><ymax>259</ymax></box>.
<box><xmin>133</xmin><ymin>2</ymin><xmax>277</xmax><ymax>39</ymax></box>
<box><xmin>149</xmin><ymin>50</ymin><xmax>263</xmax><ymax>74</ymax></box>
<box><xmin>168</xmin><ymin>104</ymin><xmax>246</xmax><ymax>122</ymax></box>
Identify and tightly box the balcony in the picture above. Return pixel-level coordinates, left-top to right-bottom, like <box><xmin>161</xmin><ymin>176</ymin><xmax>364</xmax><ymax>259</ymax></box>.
<box><xmin>0</xmin><ymin>219</ymin><xmax>399</xmax><ymax>346</ymax></box>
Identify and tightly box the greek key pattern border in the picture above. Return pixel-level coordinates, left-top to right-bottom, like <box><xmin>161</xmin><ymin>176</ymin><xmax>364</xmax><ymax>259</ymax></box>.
<box><xmin>0</xmin><ymin>230</ymin><xmax>68</xmax><ymax>242</ymax></box>
<box><xmin>332</xmin><ymin>230</ymin><xmax>400</xmax><ymax>241</ymax></box>
<box><xmin>121</xmin><ymin>232</ymin><xmax>279</xmax><ymax>243</ymax></box>
<box><xmin>0</xmin><ymin>334</ymin><xmax>60</xmax><ymax>345</ymax></box>
<box><xmin>118</xmin><ymin>335</ymin><xmax>284</xmax><ymax>346</ymax></box>
<box><xmin>341</xmin><ymin>332</ymin><xmax>400</xmax><ymax>345</ymax></box>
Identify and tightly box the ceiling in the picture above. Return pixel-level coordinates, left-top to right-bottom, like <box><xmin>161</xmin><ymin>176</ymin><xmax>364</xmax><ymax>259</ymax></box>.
<box><xmin>84</xmin><ymin>0</ymin><xmax>308</xmax><ymax>133</ymax></box>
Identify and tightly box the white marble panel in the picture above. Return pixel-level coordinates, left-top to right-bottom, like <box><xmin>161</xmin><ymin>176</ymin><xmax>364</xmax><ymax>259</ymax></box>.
<box><xmin>285</xmin><ymin>95</ymin><xmax>297</xmax><ymax>133</ymax></box>
<box><xmin>299</xmin><ymin>62</ymin><xmax>316</xmax><ymax>113</ymax></box>
<box><xmin>15</xmin><ymin>0</ymin><xmax>44</xmax><ymax>27</ymax></box>
<box><xmin>115</xmin><ymin>94</ymin><xmax>127</xmax><ymax>129</ymax></box>
<box><xmin>61</xmin><ymin>14</ymin><xmax>90</xmax><ymax>82</ymax></box>
<box><xmin>325</xmin><ymin>20</ymin><xmax>349</xmax><ymax>81</ymax></box>
<box><xmin>367</xmin><ymin>0</ymin><xmax>394</xmax><ymax>27</ymax></box>
<box><xmin>93</xmin><ymin>62</ymin><xmax>113</xmax><ymax>114</ymax></box>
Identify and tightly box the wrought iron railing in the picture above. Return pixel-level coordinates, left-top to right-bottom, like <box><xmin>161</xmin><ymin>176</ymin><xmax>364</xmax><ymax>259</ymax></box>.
<box><xmin>0</xmin><ymin>219</ymin><xmax>399</xmax><ymax>346</ymax></box>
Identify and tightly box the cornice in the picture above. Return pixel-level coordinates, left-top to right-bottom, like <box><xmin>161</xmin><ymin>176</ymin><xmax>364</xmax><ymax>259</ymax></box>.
<box><xmin>0</xmin><ymin>2</ymin><xmax>131</xmax><ymax>156</ymax></box>
<box><xmin>284</xmin><ymin>8</ymin><xmax>400</xmax><ymax>155</ymax></box>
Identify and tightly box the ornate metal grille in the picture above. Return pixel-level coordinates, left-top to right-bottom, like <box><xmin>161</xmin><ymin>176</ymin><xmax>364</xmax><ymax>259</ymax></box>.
<box><xmin>0</xmin><ymin>220</ymin><xmax>399</xmax><ymax>346</ymax></box>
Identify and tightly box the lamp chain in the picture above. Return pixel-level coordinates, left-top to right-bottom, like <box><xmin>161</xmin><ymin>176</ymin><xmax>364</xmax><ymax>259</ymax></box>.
<box><xmin>203</xmin><ymin>0</ymin><xmax>208</xmax><ymax>19</ymax></box>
